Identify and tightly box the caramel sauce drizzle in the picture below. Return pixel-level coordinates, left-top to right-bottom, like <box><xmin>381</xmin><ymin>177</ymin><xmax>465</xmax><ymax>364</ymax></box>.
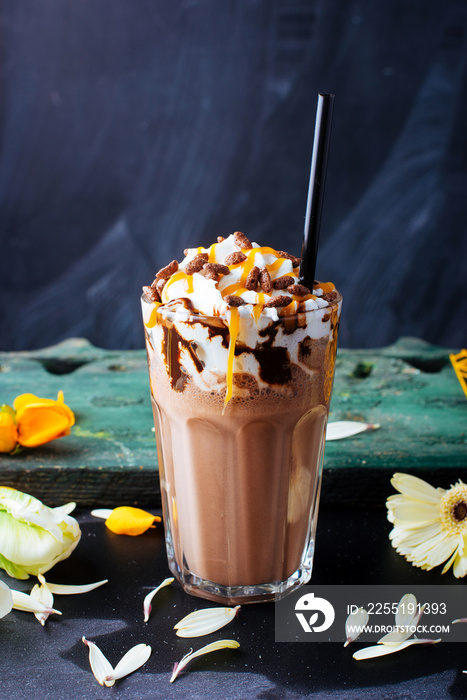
<box><xmin>315</xmin><ymin>281</ymin><xmax>335</xmax><ymax>294</ymax></box>
<box><xmin>223</xmin><ymin>306</ymin><xmax>239</xmax><ymax>411</ymax></box>
<box><xmin>144</xmin><ymin>303</ymin><xmax>161</xmax><ymax>328</ymax></box>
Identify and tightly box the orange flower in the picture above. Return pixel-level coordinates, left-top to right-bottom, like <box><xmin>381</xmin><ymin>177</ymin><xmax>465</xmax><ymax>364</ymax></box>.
<box><xmin>0</xmin><ymin>409</ymin><xmax>18</xmax><ymax>453</ymax></box>
<box><xmin>14</xmin><ymin>391</ymin><xmax>75</xmax><ymax>448</ymax></box>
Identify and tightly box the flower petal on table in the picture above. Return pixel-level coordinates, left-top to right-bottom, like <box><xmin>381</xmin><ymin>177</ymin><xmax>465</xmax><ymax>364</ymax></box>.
<box><xmin>11</xmin><ymin>589</ymin><xmax>61</xmax><ymax>616</ymax></box>
<box><xmin>40</xmin><ymin>574</ymin><xmax>108</xmax><ymax>596</ymax></box>
<box><xmin>394</xmin><ymin>593</ymin><xmax>418</xmax><ymax>629</ymax></box>
<box><xmin>82</xmin><ymin>637</ymin><xmax>115</xmax><ymax>687</ymax></box>
<box><xmin>344</xmin><ymin>607</ymin><xmax>369</xmax><ymax>646</ymax></box>
<box><xmin>143</xmin><ymin>577</ymin><xmax>174</xmax><ymax>622</ymax></box>
<box><xmin>31</xmin><ymin>577</ymin><xmax>55</xmax><ymax>625</ymax></box>
<box><xmin>109</xmin><ymin>644</ymin><xmax>152</xmax><ymax>682</ymax></box>
<box><xmin>326</xmin><ymin>421</ymin><xmax>380</xmax><ymax>441</ymax></box>
<box><xmin>170</xmin><ymin>640</ymin><xmax>240</xmax><ymax>682</ymax></box>
<box><xmin>90</xmin><ymin>509</ymin><xmax>113</xmax><ymax>520</ymax></box>
<box><xmin>353</xmin><ymin>638</ymin><xmax>441</xmax><ymax>660</ymax></box>
<box><xmin>0</xmin><ymin>580</ymin><xmax>13</xmax><ymax>618</ymax></box>
<box><xmin>104</xmin><ymin>507</ymin><xmax>162</xmax><ymax>536</ymax></box>
<box><xmin>174</xmin><ymin>606</ymin><xmax>240</xmax><ymax>637</ymax></box>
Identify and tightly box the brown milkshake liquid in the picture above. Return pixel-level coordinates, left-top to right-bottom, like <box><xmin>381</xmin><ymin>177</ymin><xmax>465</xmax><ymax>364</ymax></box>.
<box><xmin>142</xmin><ymin>232</ymin><xmax>341</xmax><ymax>603</ymax></box>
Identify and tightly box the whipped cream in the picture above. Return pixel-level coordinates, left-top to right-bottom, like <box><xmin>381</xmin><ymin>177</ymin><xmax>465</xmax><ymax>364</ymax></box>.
<box><xmin>160</xmin><ymin>234</ymin><xmax>332</xmax><ymax>320</ymax></box>
<box><xmin>142</xmin><ymin>233</ymin><xmax>341</xmax><ymax>398</ymax></box>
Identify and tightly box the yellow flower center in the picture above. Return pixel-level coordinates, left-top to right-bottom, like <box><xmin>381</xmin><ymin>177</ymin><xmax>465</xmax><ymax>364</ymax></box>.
<box><xmin>440</xmin><ymin>482</ymin><xmax>467</xmax><ymax>534</ymax></box>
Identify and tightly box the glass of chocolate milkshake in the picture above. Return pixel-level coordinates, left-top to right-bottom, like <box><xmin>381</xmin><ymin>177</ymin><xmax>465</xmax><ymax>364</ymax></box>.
<box><xmin>142</xmin><ymin>231</ymin><xmax>341</xmax><ymax>604</ymax></box>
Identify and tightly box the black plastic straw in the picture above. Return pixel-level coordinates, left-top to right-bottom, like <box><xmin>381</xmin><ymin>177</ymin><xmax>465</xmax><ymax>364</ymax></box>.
<box><xmin>299</xmin><ymin>93</ymin><xmax>335</xmax><ymax>288</ymax></box>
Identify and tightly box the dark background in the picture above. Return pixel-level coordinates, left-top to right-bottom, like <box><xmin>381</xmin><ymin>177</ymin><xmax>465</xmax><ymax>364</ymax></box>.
<box><xmin>0</xmin><ymin>0</ymin><xmax>466</xmax><ymax>351</ymax></box>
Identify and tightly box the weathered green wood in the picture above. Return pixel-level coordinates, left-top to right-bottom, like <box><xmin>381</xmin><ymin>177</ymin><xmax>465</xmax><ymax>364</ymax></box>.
<box><xmin>325</xmin><ymin>339</ymin><xmax>466</xmax><ymax>505</ymax></box>
<box><xmin>0</xmin><ymin>337</ymin><xmax>465</xmax><ymax>507</ymax></box>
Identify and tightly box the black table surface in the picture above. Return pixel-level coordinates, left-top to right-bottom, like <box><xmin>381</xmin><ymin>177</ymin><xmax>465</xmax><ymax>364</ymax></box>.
<box><xmin>2</xmin><ymin>506</ymin><xmax>467</xmax><ymax>700</ymax></box>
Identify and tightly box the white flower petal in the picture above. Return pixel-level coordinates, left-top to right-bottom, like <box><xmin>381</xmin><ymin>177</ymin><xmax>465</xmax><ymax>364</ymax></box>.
<box><xmin>11</xmin><ymin>589</ymin><xmax>61</xmax><ymax>616</ymax></box>
<box><xmin>143</xmin><ymin>577</ymin><xmax>174</xmax><ymax>622</ymax></box>
<box><xmin>390</xmin><ymin>522</ymin><xmax>442</xmax><ymax>547</ymax></box>
<box><xmin>424</xmin><ymin>537</ymin><xmax>460</xmax><ymax>568</ymax></box>
<box><xmin>390</xmin><ymin>473</ymin><xmax>443</xmax><ymax>505</ymax></box>
<box><xmin>90</xmin><ymin>509</ymin><xmax>113</xmax><ymax>520</ymax></box>
<box><xmin>326</xmin><ymin>421</ymin><xmax>380</xmax><ymax>441</ymax></box>
<box><xmin>44</xmin><ymin>579</ymin><xmax>108</xmax><ymax>595</ymax></box>
<box><xmin>353</xmin><ymin>638</ymin><xmax>441</xmax><ymax>660</ymax></box>
<box><xmin>394</xmin><ymin>594</ymin><xmax>418</xmax><ymax>629</ymax></box>
<box><xmin>31</xmin><ymin>579</ymin><xmax>55</xmax><ymax>626</ymax></box>
<box><xmin>344</xmin><ymin>607</ymin><xmax>368</xmax><ymax>646</ymax></box>
<box><xmin>174</xmin><ymin>606</ymin><xmax>240</xmax><ymax>638</ymax></box>
<box><xmin>170</xmin><ymin>639</ymin><xmax>240</xmax><ymax>682</ymax></box>
<box><xmin>110</xmin><ymin>644</ymin><xmax>152</xmax><ymax>682</ymax></box>
<box><xmin>82</xmin><ymin>636</ymin><xmax>115</xmax><ymax>687</ymax></box>
<box><xmin>451</xmin><ymin>533</ymin><xmax>467</xmax><ymax>577</ymax></box>
<box><xmin>378</xmin><ymin>631</ymin><xmax>412</xmax><ymax>645</ymax></box>
<box><xmin>453</xmin><ymin>553</ymin><xmax>467</xmax><ymax>578</ymax></box>
<box><xmin>386</xmin><ymin>497</ymin><xmax>440</xmax><ymax>524</ymax></box>
<box><xmin>54</xmin><ymin>502</ymin><xmax>76</xmax><ymax>515</ymax></box>
<box><xmin>402</xmin><ymin>532</ymin><xmax>459</xmax><ymax>569</ymax></box>
<box><xmin>0</xmin><ymin>580</ymin><xmax>13</xmax><ymax>618</ymax></box>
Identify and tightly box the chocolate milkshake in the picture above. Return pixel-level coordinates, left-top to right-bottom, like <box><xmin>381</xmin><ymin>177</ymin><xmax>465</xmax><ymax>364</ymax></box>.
<box><xmin>142</xmin><ymin>231</ymin><xmax>341</xmax><ymax>603</ymax></box>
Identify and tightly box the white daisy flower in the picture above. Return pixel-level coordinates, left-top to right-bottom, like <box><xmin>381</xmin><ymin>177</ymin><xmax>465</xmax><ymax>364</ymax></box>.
<box><xmin>386</xmin><ymin>473</ymin><xmax>467</xmax><ymax>578</ymax></box>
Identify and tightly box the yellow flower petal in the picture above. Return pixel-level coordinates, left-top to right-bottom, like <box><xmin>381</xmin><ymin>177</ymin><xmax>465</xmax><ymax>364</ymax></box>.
<box><xmin>13</xmin><ymin>394</ymin><xmax>42</xmax><ymax>412</ymax></box>
<box><xmin>15</xmin><ymin>392</ymin><xmax>75</xmax><ymax>448</ymax></box>
<box><xmin>0</xmin><ymin>411</ymin><xmax>18</xmax><ymax>453</ymax></box>
<box><xmin>105</xmin><ymin>507</ymin><xmax>162</xmax><ymax>536</ymax></box>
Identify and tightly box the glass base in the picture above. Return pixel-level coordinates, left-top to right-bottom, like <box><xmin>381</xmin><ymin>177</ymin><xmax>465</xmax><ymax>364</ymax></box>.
<box><xmin>166</xmin><ymin>541</ymin><xmax>315</xmax><ymax>605</ymax></box>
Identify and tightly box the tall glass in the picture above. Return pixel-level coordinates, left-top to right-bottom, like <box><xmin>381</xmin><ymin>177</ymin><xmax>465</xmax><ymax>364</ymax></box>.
<box><xmin>142</xmin><ymin>293</ymin><xmax>341</xmax><ymax>604</ymax></box>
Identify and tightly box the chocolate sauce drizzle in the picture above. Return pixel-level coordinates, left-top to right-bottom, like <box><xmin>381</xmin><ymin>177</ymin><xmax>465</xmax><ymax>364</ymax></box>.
<box><xmin>238</xmin><ymin>319</ymin><xmax>293</xmax><ymax>385</ymax></box>
<box><xmin>160</xmin><ymin>308</ymin><xmax>231</xmax><ymax>391</ymax></box>
<box><xmin>158</xmin><ymin>305</ymin><xmax>324</xmax><ymax>392</ymax></box>
<box><xmin>162</xmin><ymin>324</ymin><xmax>204</xmax><ymax>391</ymax></box>
<box><xmin>235</xmin><ymin>343</ymin><xmax>292</xmax><ymax>385</ymax></box>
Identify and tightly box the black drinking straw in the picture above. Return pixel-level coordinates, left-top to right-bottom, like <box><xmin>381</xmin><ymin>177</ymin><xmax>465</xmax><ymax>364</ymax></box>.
<box><xmin>299</xmin><ymin>93</ymin><xmax>335</xmax><ymax>288</ymax></box>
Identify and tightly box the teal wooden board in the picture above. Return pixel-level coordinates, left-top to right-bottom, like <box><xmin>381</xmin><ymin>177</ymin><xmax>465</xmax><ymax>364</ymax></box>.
<box><xmin>0</xmin><ymin>337</ymin><xmax>465</xmax><ymax>507</ymax></box>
